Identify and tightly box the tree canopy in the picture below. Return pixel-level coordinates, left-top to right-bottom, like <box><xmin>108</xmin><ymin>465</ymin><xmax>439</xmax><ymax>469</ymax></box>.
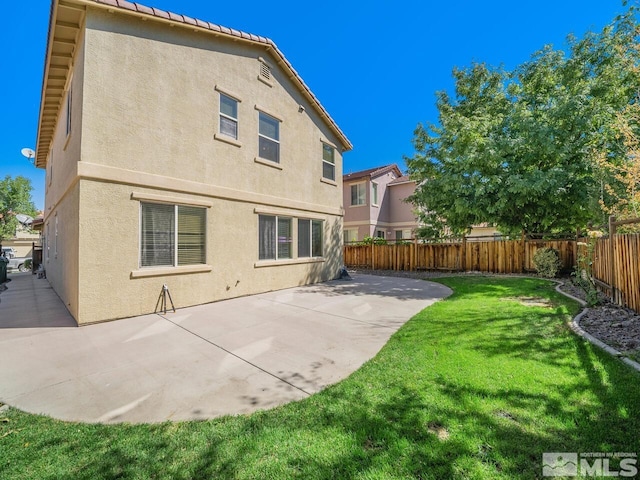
<box><xmin>0</xmin><ymin>175</ymin><xmax>38</xmax><ymax>242</ymax></box>
<box><xmin>406</xmin><ymin>9</ymin><xmax>640</xmax><ymax>237</ymax></box>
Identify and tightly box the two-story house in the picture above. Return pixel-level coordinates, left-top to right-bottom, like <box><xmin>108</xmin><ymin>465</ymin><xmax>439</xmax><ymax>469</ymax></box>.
<box><xmin>343</xmin><ymin>164</ymin><xmax>418</xmax><ymax>242</ymax></box>
<box><xmin>36</xmin><ymin>0</ymin><xmax>351</xmax><ymax>324</ymax></box>
<box><xmin>343</xmin><ymin>164</ymin><xmax>503</xmax><ymax>243</ymax></box>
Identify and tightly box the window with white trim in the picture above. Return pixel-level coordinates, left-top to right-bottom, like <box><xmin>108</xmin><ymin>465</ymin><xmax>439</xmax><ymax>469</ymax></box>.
<box><xmin>47</xmin><ymin>149</ymin><xmax>53</xmax><ymax>187</ymax></box>
<box><xmin>55</xmin><ymin>214</ymin><xmax>58</xmax><ymax>258</ymax></box>
<box><xmin>258</xmin><ymin>215</ymin><xmax>292</xmax><ymax>260</ymax></box>
<box><xmin>66</xmin><ymin>87</ymin><xmax>72</xmax><ymax>137</ymax></box>
<box><xmin>322</xmin><ymin>143</ymin><xmax>335</xmax><ymax>181</ymax></box>
<box><xmin>298</xmin><ymin>219</ymin><xmax>323</xmax><ymax>258</ymax></box>
<box><xmin>46</xmin><ymin>222</ymin><xmax>50</xmax><ymax>262</ymax></box>
<box><xmin>344</xmin><ymin>229</ymin><xmax>358</xmax><ymax>244</ymax></box>
<box><xmin>372</xmin><ymin>182</ymin><xmax>379</xmax><ymax>205</ymax></box>
<box><xmin>258</xmin><ymin>112</ymin><xmax>280</xmax><ymax>163</ymax></box>
<box><xmin>219</xmin><ymin>93</ymin><xmax>238</xmax><ymax>139</ymax></box>
<box><xmin>376</xmin><ymin>230</ymin><xmax>385</xmax><ymax>239</ymax></box>
<box><xmin>395</xmin><ymin>229</ymin><xmax>411</xmax><ymax>240</ymax></box>
<box><xmin>140</xmin><ymin>203</ymin><xmax>206</xmax><ymax>267</ymax></box>
<box><xmin>350</xmin><ymin>183</ymin><xmax>366</xmax><ymax>206</ymax></box>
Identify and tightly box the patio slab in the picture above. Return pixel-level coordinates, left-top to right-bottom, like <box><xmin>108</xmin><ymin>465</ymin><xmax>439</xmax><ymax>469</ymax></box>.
<box><xmin>0</xmin><ymin>272</ymin><xmax>451</xmax><ymax>423</ymax></box>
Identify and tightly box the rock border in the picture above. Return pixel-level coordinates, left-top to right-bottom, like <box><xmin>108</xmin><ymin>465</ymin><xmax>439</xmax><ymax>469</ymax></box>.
<box><xmin>553</xmin><ymin>281</ymin><xmax>640</xmax><ymax>373</ymax></box>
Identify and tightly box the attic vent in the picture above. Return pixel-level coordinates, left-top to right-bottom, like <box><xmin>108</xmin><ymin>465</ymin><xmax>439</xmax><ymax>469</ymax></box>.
<box><xmin>260</xmin><ymin>62</ymin><xmax>271</xmax><ymax>80</ymax></box>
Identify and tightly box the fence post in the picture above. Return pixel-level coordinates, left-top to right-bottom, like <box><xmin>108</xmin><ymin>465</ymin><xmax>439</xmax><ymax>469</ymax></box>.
<box><xmin>520</xmin><ymin>230</ymin><xmax>526</xmax><ymax>273</ymax></box>
<box><xmin>371</xmin><ymin>242</ymin><xmax>375</xmax><ymax>270</ymax></box>
<box><xmin>609</xmin><ymin>215</ymin><xmax>617</xmax><ymax>304</ymax></box>
<box><xmin>461</xmin><ymin>234</ymin><xmax>467</xmax><ymax>272</ymax></box>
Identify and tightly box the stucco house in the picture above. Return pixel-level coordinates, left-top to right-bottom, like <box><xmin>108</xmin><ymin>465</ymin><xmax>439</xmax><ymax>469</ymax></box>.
<box><xmin>343</xmin><ymin>164</ymin><xmax>501</xmax><ymax>242</ymax></box>
<box><xmin>36</xmin><ymin>0</ymin><xmax>352</xmax><ymax>324</ymax></box>
<box><xmin>343</xmin><ymin>164</ymin><xmax>418</xmax><ymax>243</ymax></box>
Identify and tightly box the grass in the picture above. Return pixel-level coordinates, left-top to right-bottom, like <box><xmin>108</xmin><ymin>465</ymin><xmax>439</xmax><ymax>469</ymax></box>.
<box><xmin>2</xmin><ymin>276</ymin><xmax>640</xmax><ymax>479</ymax></box>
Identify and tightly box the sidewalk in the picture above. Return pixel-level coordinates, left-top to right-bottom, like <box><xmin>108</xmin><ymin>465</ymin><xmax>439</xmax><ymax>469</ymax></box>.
<box><xmin>0</xmin><ymin>273</ymin><xmax>451</xmax><ymax>423</ymax></box>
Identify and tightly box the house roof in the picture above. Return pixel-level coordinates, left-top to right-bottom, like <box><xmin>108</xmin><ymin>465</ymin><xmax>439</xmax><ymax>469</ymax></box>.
<box><xmin>35</xmin><ymin>0</ymin><xmax>352</xmax><ymax>168</ymax></box>
<box><xmin>343</xmin><ymin>164</ymin><xmax>403</xmax><ymax>183</ymax></box>
<box><xmin>387</xmin><ymin>175</ymin><xmax>414</xmax><ymax>186</ymax></box>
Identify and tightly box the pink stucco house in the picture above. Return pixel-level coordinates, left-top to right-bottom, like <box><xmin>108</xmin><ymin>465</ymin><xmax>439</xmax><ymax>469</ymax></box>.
<box><xmin>343</xmin><ymin>164</ymin><xmax>418</xmax><ymax>243</ymax></box>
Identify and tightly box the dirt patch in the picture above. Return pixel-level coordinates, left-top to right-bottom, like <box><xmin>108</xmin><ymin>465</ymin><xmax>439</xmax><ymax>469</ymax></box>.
<box><xmin>503</xmin><ymin>296</ymin><xmax>554</xmax><ymax>308</ymax></box>
<box><xmin>427</xmin><ymin>421</ymin><xmax>450</xmax><ymax>441</ymax></box>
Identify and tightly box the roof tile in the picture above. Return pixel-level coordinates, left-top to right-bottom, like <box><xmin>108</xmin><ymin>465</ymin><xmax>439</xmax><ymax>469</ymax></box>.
<box><xmin>344</xmin><ymin>164</ymin><xmax>403</xmax><ymax>181</ymax></box>
<box><xmin>98</xmin><ymin>0</ymin><xmax>118</xmax><ymax>6</ymax></box>
<box><xmin>116</xmin><ymin>0</ymin><xmax>136</xmax><ymax>11</ymax></box>
<box><xmin>388</xmin><ymin>175</ymin><xmax>414</xmax><ymax>186</ymax></box>
<box><xmin>168</xmin><ymin>11</ymin><xmax>183</xmax><ymax>22</ymax></box>
<box><xmin>182</xmin><ymin>15</ymin><xmax>197</xmax><ymax>26</ymax></box>
<box><xmin>152</xmin><ymin>7</ymin><xmax>169</xmax><ymax>19</ymax></box>
<box><xmin>133</xmin><ymin>3</ymin><xmax>154</xmax><ymax>15</ymax></box>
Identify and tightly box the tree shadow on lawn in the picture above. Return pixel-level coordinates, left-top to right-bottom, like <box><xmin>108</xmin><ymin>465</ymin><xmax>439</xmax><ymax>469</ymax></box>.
<box><xmin>4</xmin><ymin>276</ymin><xmax>639</xmax><ymax>479</ymax></box>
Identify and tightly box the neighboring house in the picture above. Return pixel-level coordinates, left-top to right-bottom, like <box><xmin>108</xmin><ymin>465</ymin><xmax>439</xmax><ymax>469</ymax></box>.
<box><xmin>1</xmin><ymin>224</ymin><xmax>40</xmax><ymax>259</ymax></box>
<box><xmin>342</xmin><ymin>164</ymin><xmax>501</xmax><ymax>243</ymax></box>
<box><xmin>36</xmin><ymin>0</ymin><xmax>351</xmax><ymax>324</ymax></box>
<box><xmin>343</xmin><ymin>165</ymin><xmax>418</xmax><ymax>242</ymax></box>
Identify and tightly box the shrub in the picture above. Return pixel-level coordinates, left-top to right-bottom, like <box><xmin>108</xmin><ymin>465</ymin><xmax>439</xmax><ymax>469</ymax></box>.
<box><xmin>533</xmin><ymin>247</ymin><xmax>561</xmax><ymax>278</ymax></box>
<box><xmin>359</xmin><ymin>236</ymin><xmax>387</xmax><ymax>246</ymax></box>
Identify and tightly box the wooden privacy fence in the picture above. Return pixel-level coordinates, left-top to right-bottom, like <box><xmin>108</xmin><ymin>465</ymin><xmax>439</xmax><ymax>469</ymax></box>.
<box><xmin>586</xmin><ymin>216</ymin><xmax>640</xmax><ymax>314</ymax></box>
<box><xmin>344</xmin><ymin>238</ymin><xmax>576</xmax><ymax>274</ymax></box>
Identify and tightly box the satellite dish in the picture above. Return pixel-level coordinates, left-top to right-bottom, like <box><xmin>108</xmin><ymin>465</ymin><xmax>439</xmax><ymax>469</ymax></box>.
<box><xmin>16</xmin><ymin>214</ymin><xmax>34</xmax><ymax>226</ymax></box>
<box><xmin>21</xmin><ymin>148</ymin><xmax>35</xmax><ymax>160</ymax></box>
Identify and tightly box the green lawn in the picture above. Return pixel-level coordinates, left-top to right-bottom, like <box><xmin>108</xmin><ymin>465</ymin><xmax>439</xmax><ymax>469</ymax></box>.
<box><xmin>2</xmin><ymin>277</ymin><xmax>639</xmax><ymax>479</ymax></box>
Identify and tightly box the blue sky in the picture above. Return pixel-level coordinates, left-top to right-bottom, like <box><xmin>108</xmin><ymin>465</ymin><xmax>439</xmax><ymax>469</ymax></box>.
<box><xmin>0</xmin><ymin>0</ymin><xmax>629</xmax><ymax>211</ymax></box>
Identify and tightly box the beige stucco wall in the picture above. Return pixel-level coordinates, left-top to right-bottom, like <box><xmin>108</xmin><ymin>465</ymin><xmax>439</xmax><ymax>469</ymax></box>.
<box><xmin>43</xmin><ymin>7</ymin><xmax>347</xmax><ymax>324</ymax></box>
<box><xmin>76</xmin><ymin>180</ymin><xmax>342</xmax><ymax>323</ymax></box>
<box><xmin>41</xmin><ymin>27</ymin><xmax>85</xmax><ymax>320</ymax></box>
<box><xmin>81</xmin><ymin>9</ymin><xmax>344</xmax><ymax>205</ymax></box>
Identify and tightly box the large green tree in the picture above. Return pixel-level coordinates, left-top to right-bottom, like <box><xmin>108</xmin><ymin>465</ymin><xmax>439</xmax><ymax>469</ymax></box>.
<box><xmin>407</xmin><ymin>9</ymin><xmax>640</xmax><ymax>237</ymax></box>
<box><xmin>0</xmin><ymin>175</ymin><xmax>38</xmax><ymax>242</ymax></box>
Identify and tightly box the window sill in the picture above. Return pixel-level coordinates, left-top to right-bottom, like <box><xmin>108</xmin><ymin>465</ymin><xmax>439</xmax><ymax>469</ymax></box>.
<box><xmin>254</xmin><ymin>157</ymin><xmax>283</xmax><ymax>170</ymax></box>
<box><xmin>320</xmin><ymin>177</ymin><xmax>337</xmax><ymax>186</ymax></box>
<box><xmin>348</xmin><ymin>204</ymin><xmax>367</xmax><ymax>208</ymax></box>
<box><xmin>254</xmin><ymin>257</ymin><xmax>325</xmax><ymax>268</ymax></box>
<box><xmin>130</xmin><ymin>264</ymin><xmax>213</xmax><ymax>279</ymax></box>
<box><xmin>214</xmin><ymin>134</ymin><xmax>242</xmax><ymax>148</ymax></box>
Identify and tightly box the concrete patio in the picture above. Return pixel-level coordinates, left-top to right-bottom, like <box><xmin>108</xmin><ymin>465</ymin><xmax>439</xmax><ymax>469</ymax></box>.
<box><xmin>0</xmin><ymin>272</ymin><xmax>451</xmax><ymax>424</ymax></box>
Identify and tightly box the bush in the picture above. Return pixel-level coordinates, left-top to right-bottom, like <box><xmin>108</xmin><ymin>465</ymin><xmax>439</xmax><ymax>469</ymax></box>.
<box><xmin>533</xmin><ymin>247</ymin><xmax>561</xmax><ymax>278</ymax></box>
<box><xmin>359</xmin><ymin>236</ymin><xmax>387</xmax><ymax>246</ymax></box>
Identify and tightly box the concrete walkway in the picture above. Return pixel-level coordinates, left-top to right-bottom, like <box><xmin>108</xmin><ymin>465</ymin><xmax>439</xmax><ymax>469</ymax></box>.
<box><xmin>0</xmin><ymin>272</ymin><xmax>451</xmax><ymax>424</ymax></box>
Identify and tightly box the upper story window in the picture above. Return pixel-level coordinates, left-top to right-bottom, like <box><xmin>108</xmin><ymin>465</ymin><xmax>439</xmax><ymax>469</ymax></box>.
<box><xmin>350</xmin><ymin>183</ymin><xmax>366</xmax><ymax>206</ymax></box>
<box><xmin>322</xmin><ymin>143</ymin><xmax>335</xmax><ymax>181</ymax></box>
<box><xmin>258</xmin><ymin>112</ymin><xmax>280</xmax><ymax>163</ymax></box>
<box><xmin>140</xmin><ymin>202</ymin><xmax>206</xmax><ymax>267</ymax></box>
<box><xmin>65</xmin><ymin>87</ymin><xmax>72</xmax><ymax>137</ymax></box>
<box><xmin>47</xmin><ymin>149</ymin><xmax>53</xmax><ymax>187</ymax></box>
<box><xmin>219</xmin><ymin>93</ymin><xmax>238</xmax><ymax>139</ymax></box>
<box><xmin>372</xmin><ymin>182</ymin><xmax>379</xmax><ymax>206</ymax></box>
